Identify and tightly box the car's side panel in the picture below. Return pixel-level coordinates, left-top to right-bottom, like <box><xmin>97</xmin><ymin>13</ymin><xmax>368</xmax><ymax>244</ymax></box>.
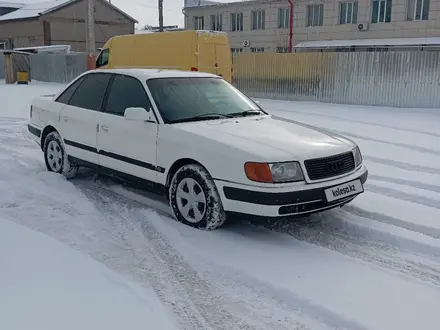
<box><xmin>56</xmin><ymin>72</ymin><xmax>113</xmax><ymax>165</ymax></box>
<box><xmin>30</xmin><ymin>97</ymin><xmax>64</xmax><ymax>131</ymax></box>
<box><xmin>97</xmin><ymin>113</ymin><xmax>159</xmax><ymax>183</ymax></box>
<box><xmin>96</xmin><ymin>73</ymin><xmax>160</xmax><ymax>182</ymax></box>
<box><xmin>58</xmin><ymin>105</ymin><xmax>100</xmax><ymax>164</ymax></box>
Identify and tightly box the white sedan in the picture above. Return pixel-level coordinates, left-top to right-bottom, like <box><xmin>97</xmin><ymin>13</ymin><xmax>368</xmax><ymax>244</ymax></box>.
<box><xmin>28</xmin><ymin>68</ymin><xmax>368</xmax><ymax>230</ymax></box>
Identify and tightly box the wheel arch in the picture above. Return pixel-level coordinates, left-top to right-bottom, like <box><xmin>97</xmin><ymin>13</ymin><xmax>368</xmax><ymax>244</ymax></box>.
<box><xmin>40</xmin><ymin>125</ymin><xmax>58</xmax><ymax>151</ymax></box>
<box><xmin>165</xmin><ymin>158</ymin><xmax>208</xmax><ymax>189</ymax></box>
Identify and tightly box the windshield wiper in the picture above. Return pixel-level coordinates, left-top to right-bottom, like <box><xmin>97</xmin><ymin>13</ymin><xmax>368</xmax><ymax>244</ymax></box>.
<box><xmin>229</xmin><ymin>109</ymin><xmax>264</xmax><ymax>117</ymax></box>
<box><xmin>169</xmin><ymin>113</ymin><xmax>233</xmax><ymax>124</ymax></box>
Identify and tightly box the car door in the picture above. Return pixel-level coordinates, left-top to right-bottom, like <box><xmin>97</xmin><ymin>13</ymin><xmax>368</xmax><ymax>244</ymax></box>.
<box><xmin>58</xmin><ymin>73</ymin><xmax>112</xmax><ymax>165</ymax></box>
<box><xmin>97</xmin><ymin>74</ymin><xmax>159</xmax><ymax>183</ymax></box>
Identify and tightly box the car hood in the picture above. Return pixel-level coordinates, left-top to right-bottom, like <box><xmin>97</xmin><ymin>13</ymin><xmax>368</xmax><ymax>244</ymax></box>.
<box><xmin>175</xmin><ymin>115</ymin><xmax>355</xmax><ymax>161</ymax></box>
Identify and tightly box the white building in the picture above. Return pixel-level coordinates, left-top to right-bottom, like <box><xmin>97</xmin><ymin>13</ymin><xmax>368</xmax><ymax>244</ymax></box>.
<box><xmin>183</xmin><ymin>0</ymin><xmax>440</xmax><ymax>52</ymax></box>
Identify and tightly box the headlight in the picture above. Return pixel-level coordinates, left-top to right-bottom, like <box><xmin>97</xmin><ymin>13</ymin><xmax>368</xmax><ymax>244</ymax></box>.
<box><xmin>244</xmin><ymin>161</ymin><xmax>305</xmax><ymax>183</ymax></box>
<box><xmin>269</xmin><ymin>162</ymin><xmax>304</xmax><ymax>183</ymax></box>
<box><xmin>353</xmin><ymin>146</ymin><xmax>362</xmax><ymax>167</ymax></box>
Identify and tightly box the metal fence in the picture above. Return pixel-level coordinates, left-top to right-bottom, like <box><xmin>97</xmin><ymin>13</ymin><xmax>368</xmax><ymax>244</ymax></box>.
<box><xmin>29</xmin><ymin>53</ymin><xmax>87</xmax><ymax>83</ymax></box>
<box><xmin>233</xmin><ymin>51</ymin><xmax>440</xmax><ymax>108</ymax></box>
<box><xmin>1</xmin><ymin>50</ymin><xmax>440</xmax><ymax>108</ymax></box>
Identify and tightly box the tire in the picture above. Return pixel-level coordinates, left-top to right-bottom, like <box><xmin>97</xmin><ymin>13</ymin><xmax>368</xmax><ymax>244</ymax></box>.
<box><xmin>169</xmin><ymin>164</ymin><xmax>226</xmax><ymax>230</ymax></box>
<box><xmin>43</xmin><ymin>131</ymin><xmax>78</xmax><ymax>178</ymax></box>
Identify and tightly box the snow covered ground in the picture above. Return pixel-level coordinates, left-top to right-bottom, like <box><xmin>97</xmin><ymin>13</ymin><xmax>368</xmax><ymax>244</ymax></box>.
<box><xmin>1</xmin><ymin>81</ymin><xmax>440</xmax><ymax>330</ymax></box>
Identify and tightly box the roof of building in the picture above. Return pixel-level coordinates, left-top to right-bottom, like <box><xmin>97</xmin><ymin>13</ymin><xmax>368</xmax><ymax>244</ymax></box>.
<box><xmin>183</xmin><ymin>0</ymin><xmax>280</xmax><ymax>9</ymax></box>
<box><xmin>295</xmin><ymin>37</ymin><xmax>440</xmax><ymax>48</ymax></box>
<box><xmin>0</xmin><ymin>0</ymin><xmax>138</xmax><ymax>22</ymax></box>
<box><xmin>184</xmin><ymin>0</ymin><xmax>225</xmax><ymax>8</ymax></box>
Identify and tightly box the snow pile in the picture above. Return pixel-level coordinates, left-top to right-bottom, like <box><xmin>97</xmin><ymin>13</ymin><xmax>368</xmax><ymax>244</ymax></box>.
<box><xmin>0</xmin><ymin>218</ymin><xmax>178</xmax><ymax>330</ymax></box>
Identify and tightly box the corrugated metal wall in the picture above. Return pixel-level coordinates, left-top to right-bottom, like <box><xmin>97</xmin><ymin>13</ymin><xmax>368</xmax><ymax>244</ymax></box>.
<box><xmin>29</xmin><ymin>53</ymin><xmax>87</xmax><ymax>83</ymax></box>
<box><xmin>0</xmin><ymin>52</ymin><xmax>4</xmax><ymax>80</ymax></box>
<box><xmin>233</xmin><ymin>51</ymin><xmax>440</xmax><ymax>108</ymax></box>
<box><xmin>1</xmin><ymin>50</ymin><xmax>438</xmax><ymax>108</ymax></box>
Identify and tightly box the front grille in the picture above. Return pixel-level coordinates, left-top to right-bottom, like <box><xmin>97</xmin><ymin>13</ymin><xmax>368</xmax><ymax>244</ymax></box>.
<box><xmin>304</xmin><ymin>151</ymin><xmax>355</xmax><ymax>181</ymax></box>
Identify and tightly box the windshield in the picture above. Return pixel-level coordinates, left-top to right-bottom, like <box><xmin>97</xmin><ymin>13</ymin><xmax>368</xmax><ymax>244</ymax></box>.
<box><xmin>146</xmin><ymin>77</ymin><xmax>265</xmax><ymax>123</ymax></box>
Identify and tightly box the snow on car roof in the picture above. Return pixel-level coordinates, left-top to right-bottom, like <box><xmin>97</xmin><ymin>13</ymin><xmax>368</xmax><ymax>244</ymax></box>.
<box><xmin>92</xmin><ymin>68</ymin><xmax>219</xmax><ymax>80</ymax></box>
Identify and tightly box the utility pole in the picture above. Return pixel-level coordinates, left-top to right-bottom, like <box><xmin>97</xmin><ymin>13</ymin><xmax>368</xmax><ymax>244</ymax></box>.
<box><xmin>158</xmin><ymin>0</ymin><xmax>164</xmax><ymax>32</ymax></box>
<box><xmin>86</xmin><ymin>0</ymin><xmax>96</xmax><ymax>70</ymax></box>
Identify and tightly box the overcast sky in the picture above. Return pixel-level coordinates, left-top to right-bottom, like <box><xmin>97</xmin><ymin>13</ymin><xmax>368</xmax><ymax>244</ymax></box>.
<box><xmin>110</xmin><ymin>0</ymin><xmax>184</xmax><ymax>28</ymax></box>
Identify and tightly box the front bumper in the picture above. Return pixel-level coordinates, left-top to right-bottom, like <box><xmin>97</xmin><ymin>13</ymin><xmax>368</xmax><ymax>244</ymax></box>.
<box><xmin>215</xmin><ymin>165</ymin><xmax>368</xmax><ymax>218</ymax></box>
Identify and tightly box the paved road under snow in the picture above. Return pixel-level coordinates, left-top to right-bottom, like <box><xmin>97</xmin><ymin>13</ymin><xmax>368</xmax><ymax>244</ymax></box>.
<box><xmin>1</xmin><ymin>81</ymin><xmax>440</xmax><ymax>330</ymax></box>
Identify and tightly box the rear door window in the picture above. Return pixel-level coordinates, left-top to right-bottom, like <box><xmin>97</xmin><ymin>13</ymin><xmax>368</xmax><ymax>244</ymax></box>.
<box><xmin>68</xmin><ymin>73</ymin><xmax>112</xmax><ymax>111</ymax></box>
<box><xmin>55</xmin><ymin>76</ymin><xmax>86</xmax><ymax>104</ymax></box>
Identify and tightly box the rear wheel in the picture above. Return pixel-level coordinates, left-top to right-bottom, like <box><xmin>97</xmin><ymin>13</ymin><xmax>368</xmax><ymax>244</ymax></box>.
<box><xmin>43</xmin><ymin>131</ymin><xmax>77</xmax><ymax>178</ymax></box>
<box><xmin>169</xmin><ymin>164</ymin><xmax>226</xmax><ymax>230</ymax></box>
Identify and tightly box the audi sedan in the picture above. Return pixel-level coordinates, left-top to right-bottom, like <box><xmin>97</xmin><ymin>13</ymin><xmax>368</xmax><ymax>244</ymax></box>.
<box><xmin>28</xmin><ymin>68</ymin><xmax>368</xmax><ymax>230</ymax></box>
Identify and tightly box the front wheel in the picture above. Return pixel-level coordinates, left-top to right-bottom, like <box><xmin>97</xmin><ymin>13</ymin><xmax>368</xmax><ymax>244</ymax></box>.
<box><xmin>43</xmin><ymin>131</ymin><xmax>77</xmax><ymax>178</ymax></box>
<box><xmin>169</xmin><ymin>164</ymin><xmax>226</xmax><ymax>230</ymax></box>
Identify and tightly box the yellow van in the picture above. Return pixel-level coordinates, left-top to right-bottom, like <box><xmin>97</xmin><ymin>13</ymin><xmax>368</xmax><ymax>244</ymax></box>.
<box><xmin>95</xmin><ymin>30</ymin><xmax>233</xmax><ymax>82</ymax></box>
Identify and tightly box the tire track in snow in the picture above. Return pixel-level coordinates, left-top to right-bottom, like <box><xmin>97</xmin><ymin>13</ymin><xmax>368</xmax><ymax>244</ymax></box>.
<box><xmin>269</xmin><ymin>108</ymin><xmax>440</xmax><ymax>138</ymax></box>
<box><xmin>29</xmin><ymin>179</ymin><xmax>211</xmax><ymax>330</ymax></box>
<box><xmin>87</xmin><ymin>178</ymin><xmax>362</xmax><ymax>330</ymax></box>
<box><xmin>368</xmin><ymin>175</ymin><xmax>440</xmax><ymax>194</ymax></box>
<box><xmin>363</xmin><ymin>156</ymin><xmax>440</xmax><ymax>175</ymax></box>
<box><xmin>243</xmin><ymin>211</ymin><xmax>440</xmax><ymax>287</ymax></box>
<box><xmin>365</xmin><ymin>183</ymin><xmax>440</xmax><ymax>210</ymax></box>
<box><xmin>343</xmin><ymin>205</ymin><xmax>440</xmax><ymax>240</ymax></box>
<box><xmin>193</xmin><ymin>264</ymin><xmax>370</xmax><ymax>330</ymax></box>
<box><xmin>77</xmin><ymin>182</ymin><xmax>253</xmax><ymax>330</ymax></box>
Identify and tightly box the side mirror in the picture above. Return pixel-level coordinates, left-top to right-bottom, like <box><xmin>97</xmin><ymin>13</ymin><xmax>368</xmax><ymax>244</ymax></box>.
<box><xmin>124</xmin><ymin>107</ymin><xmax>155</xmax><ymax>122</ymax></box>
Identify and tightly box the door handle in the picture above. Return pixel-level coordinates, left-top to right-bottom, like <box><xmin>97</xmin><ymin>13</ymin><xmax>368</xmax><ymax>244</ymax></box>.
<box><xmin>63</xmin><ymin>116</ymin><xmax>68</xmax><ymax>122</ymax></box>
<box><xmin>101</xmin><ymin>124</ymin><xmax>108</xmax><ymax>131</ymax></box>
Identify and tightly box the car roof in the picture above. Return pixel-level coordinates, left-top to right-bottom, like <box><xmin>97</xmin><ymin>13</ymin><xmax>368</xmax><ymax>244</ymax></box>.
<box><xmin>89</xmin><ymin>68</ymin><xmax>220</xmax><ymax>80</ymax></box>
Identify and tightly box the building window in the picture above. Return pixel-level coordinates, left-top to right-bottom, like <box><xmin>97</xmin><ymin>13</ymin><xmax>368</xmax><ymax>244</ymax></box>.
<box><xmin>251</xmin><ymin>47</ymin><xmax>264</xmax><ymax>53</ymax></box>
<box><xmin>407</xmin><ymin>0</ymin><xmax>429</xmax><ymax>20</ymax></box>
<box><xmin>276</xmin><ymin>46</ymin><xmax>289</xmax><ymax>53</ymax></box>
<box><xmin>306</xmin><ymin>4</ymin><xmax>324</xmax><ymax>26</ymax></box>
<box><xmin>251</xmin><ymin>10</ymin><xmax>265</xmax><ymax>30</ymax></box>
<box><xmin>371</xmin><ymin>0</ymin><xmax>392</xmax><ymax>23</ymax></box>
<box><xmin>231</xmin><ymin>12</ymin><xmax>244</xmax><ymax>31</ymax></box>
<box><xmin>194</xmin><ymin>16</ymin><xmax>204</xmax><ymax>30</ymax></box>
<box><xmin>278</xmin><ymin>8</ymin><xmax>290</xmax><ymax>28</ymax></box>
<box><xmin>339</xmin><ymin>2</ymin><xmax>358</xmax><ymax>24</ymax></box>
<box><xmin>210</xmin><ymin>14</ymin><xmax>222</xmax><ymax>31</ymax></box>
<box><xmin>231</xmin><ymin>48</ymin><xmax>243</xmax><ymax>53</ymax></box>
